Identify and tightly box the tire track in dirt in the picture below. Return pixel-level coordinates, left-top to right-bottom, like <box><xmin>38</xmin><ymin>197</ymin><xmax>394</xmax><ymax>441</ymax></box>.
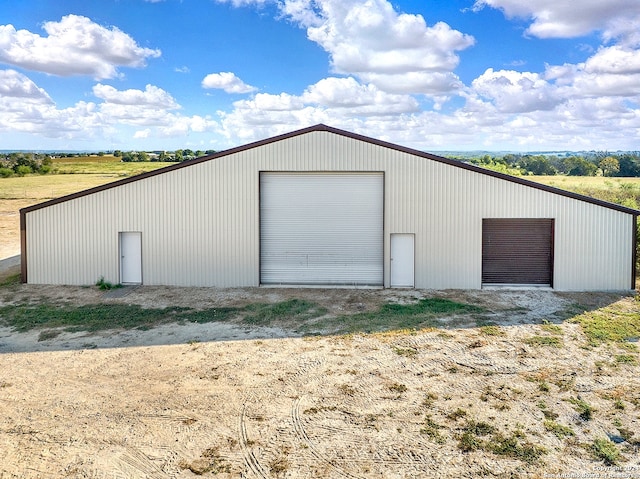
<box><xmin>239</xmin><ymin>401</ymin><xmax>269</xmax><ymax>479</ymax></box>
<box><xmin>118</xmin><ymin>446</ymin><xmax>169</xmax><ymax>479</ymax></box>
<box><xmin>292</xmin><ymin>395</ymin><xmax>440</xmax><ymax>474</ymax></box>
<box><xmin>291</xmin><ymin>397</ymin><xmax>363</xmax><ymax>479</ymax></box>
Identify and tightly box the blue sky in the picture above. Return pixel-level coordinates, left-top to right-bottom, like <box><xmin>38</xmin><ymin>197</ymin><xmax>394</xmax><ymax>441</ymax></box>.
<box><xmin>0</xmin><ymin>0</ymin><xmax>639</xmax><ymax>152</ymax></box>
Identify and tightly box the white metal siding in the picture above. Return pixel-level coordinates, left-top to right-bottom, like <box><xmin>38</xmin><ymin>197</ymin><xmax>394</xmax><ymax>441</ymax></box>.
<box><xmin>260</xmin><ymin>173</ymin><xmax>383</xmax><ymax>285</ymax></box>
<box><xmin>25</xmin><ymin>130</ymin><xmax>635</xmax><ymax>290</ymax></box>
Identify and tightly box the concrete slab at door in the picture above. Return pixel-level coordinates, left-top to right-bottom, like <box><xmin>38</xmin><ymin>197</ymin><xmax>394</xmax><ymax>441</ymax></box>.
<box><xmin>391</xmin><ymin>233</ymin><xmax>414</xmax><ymax>287</ymax></box>
<box><xmin>119</xmin><ymin>232</ymin><xmax>142</xmax><ymax>284</ymax></box>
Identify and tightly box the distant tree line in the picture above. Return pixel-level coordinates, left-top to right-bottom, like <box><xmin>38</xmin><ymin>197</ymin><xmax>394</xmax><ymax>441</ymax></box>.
<box><xmin>4</xmin><ymin>150</ymin><xmax>640</xmax><ymax>178</ymax></box>
<box><xmin>0</xmin><ymin>149</ymin><xmax>218</xmax><ymax>177</ymax></box>
<box><xmin>0</xmin><ymin>152</ymin><xmax>53</xmax><ymax>177</ymax></box>
<box><xmin>114</xmin><ymin>149</ymin><xmax>216</xmax><ymax>162</ymax></box>
<box><xmin>456</xmin><ymin>152</ymin><xmax>640</xmax><ymax>177</ymax></box>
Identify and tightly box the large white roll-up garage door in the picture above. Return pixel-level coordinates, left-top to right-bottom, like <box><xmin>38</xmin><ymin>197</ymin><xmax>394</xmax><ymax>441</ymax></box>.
<box><xmin>260</xmin><ymin>172</ymin><xmax>383</xmax><ymax>285</ymax></box>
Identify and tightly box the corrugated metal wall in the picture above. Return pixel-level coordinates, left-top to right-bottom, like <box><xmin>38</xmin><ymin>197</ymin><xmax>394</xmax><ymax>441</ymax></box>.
<box><xmin>25</xmin><ymin>130</ymin><xmax>634</xmax><ymax>290</ymax></box>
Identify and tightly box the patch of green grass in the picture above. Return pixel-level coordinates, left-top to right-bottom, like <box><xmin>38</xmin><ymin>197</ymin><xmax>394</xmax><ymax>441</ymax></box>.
<box><xmin>95</xmin><ymin>276</ymin><xmax>121</xmax><ymax>291</ymax></box>
<box><xmin>570</xmin><ymin>305</ymin><xmax>640</xmax><ymax>346</ymax></box>
<box><xmin>544</xmin><ymin>420</ymin><xmax>575</xmax><ymax>438</ymax></box>
<box><xmin>387</xmin><ymin>382</ymin><xmax>407</xmax><ymax>394</ymax></box>
<box><xmin>464</xmin><ymin>420</ymin><xmax>496</xmax><ymax>437</ymax></box>
<box><xmin>568</xmin><ymin>397</ymin><xmax>594</xmax><ymax>421</ymax></box>
<box><xmin>479</xmin><ymin>325</ymin><xmax>504</xmax><ymax>336</ymax></box>
<box><xmin>0</xmin><ymin>303</ymin><xmax>238</xmax><ymax>333</ymax></box>
<box><xmin>421</xmin><ymin>415</ymin><xmax>446</xmax><ymax>444</ymax></box>
<box><xmin>314</xmin><ymin>298</ymin><xmax>484</xmax><ymax>335</ymax></box>
<box><xmin>487</xmin><ymin>432</ymin><xmax>546</xmax><ymax>464</ymax></box>
<box><xmin>0</xmin><ymin>273</ymin><xmax>21</xmax><ymax>287</ymax></box>
<box><xmin>51</xmin><ymin>156</ymin><xmax>174</xmax><ymax>176</ymax></box>
<box><xmin>304</xmin><ymin>405</ymin><xmax>337</xmax><ymax>415</ymax></box>
<box><xmin>392</xmin><ymin>346</ymin><xmax>418</xmax><ymax>357</ymax></box>
<box><xmin>540</xmin><ymin>320</ymin><xmax>563</xmax><ymax>335</ymax></box>
<box><xmin>523</xmin><ymin>335</ymin><xmax>563</xmax><ymax>348</ymax></box>
<box><xmin>590</xmin><ymin>438</ymin><xmax>621</xmax><ymax>465</ymax></box>
<box><xmin>422</xmin><ymin>392</ymin><xmax>438</xmax><ymax>408</ymax></box>
<box><xmin>180</xmin><ymin>307</ymin><xmax>241</xmax><ymax>324</ymax></box>
<box><xmin>458</xmin><ymin>431</ymin><xmax>483</xmax><ymax>452</ymax></box>
<box><xmin>446</xmin><ymin>408</ymin><xmax>468</xmax><ymax>421</ymax></box>
<box><xmin>457</xmin><ymin>420</ymin><xmax>545</xmax><ymax>464</ymax></box>
<box><xmin>242</xmin><ymin>299</ymin><xmax>327</xmax><ymax>325</ymax></box>
<box><xmin>538</xmin><ymin>381</ymin><xmax>551</xmax><ymax>392</ymax></box>
<box><xmin>0</xmin><ymin>299</ymin><xmax>337</xmax><ymax>334</ymax></box>
<box><xmin>615</xmin><ymin>354</ymin><xmax>637</xmax><ymax>365</ymax></box>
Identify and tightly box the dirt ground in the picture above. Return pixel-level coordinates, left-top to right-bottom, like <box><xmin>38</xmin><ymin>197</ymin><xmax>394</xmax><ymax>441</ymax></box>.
<box><xmin>0</xmin><ymin>199</ymin><xmax>28</xmax><ymax>260</ymax></box>
<box><xmin>0</xmin><ymin>285</ymin><xmax>639</xmax><ymax>478</ymax></box>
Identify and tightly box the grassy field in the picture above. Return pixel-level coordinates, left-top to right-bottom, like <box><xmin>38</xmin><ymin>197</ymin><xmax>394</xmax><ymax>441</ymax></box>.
<box><xmin>527</xmin><ymin>175</ymin><xmax>640</xmax><ymax>209</ymax></box>
<box><xmin>529</xmin><ymin>176</ymin><xmax>640</xmax><ymax>188</ymax></box>
<box><xmin>1</xmin><ymin>155</ymin><xmax>174</xmax><ymax>200</ymax></box>
<box><xmin>50</xmin><ymin>155</ymin><xmax>175</xmax><ymax>175</ymax></box>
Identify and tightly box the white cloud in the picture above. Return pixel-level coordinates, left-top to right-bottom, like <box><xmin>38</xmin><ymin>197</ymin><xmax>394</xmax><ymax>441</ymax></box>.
<box><xmin>304</xmin><ymin>0</ymin><xmax>474</xmax><ymax>94</ymax></box>
<box><xmin>302</xmin><ymin>77</ymin><xmax>419</xmax><ymax>114</ymax></box>
<box><xmin>92</xmin><ymin>84</ymin><xmax>219</xmax><ymax>138</ymax></box>
<box><xmin>134</xmin><ymin>129</ymin><xmax>151</xmax><ymax>138</ymax></box>
<box><xmin>213</xmin><ymin>58</ymin><xmax>640</xmax><ymax>151</ymax></box>
<box><xmin>157</xmin><ymin>115</ymin><xmax>218</xmax><ymax>137</ymax></box>
<box><xmin>233</xmin><ymin>92</ymin><xmax>304</xmax><ymax>111</ymax></box>
<box><xmin>0</xmin><ymin>69</ymin><xmax>53</xmax><ymax>104</ymax></box>
<box><xmin>224</xmin><ymin>77</ymin><xmax>418</xmax><ymax>124</ymax></box>
<box><xmin>93</xmin><ymin>84</ymin><xmax>180</xmax><ymax>109</ymax></box>
<box><xmin>471</xmin><ymin>68</ymin><xmax>558</xmax><ymax>113</ymax></box>
<box><xmin>562</xmin><ymin>71</ymin><xmax>640</xmax><ymax>98</ymax></box>
<box><xmin>216</xmin><ymin>76</ymin><xmax>422</xmax><ymax>142</ymax></box>
<box><xmin>584</xmin><ymin>46</ymin><xmax>640</xmax><ymax>75</ymax></box>
<box><xmin>201</xmin><ymin>72</ymin><xmax>257</xmax><ymax>93</ymax></box>
<box><xmin>0</xmin><ymin>70</ymin><xmax>104</xmax><ymax>139</ymax></box>
<box><xmin>543</xmin><ymin>47</ymin><xmax>640</xmax><ymax>99</ymax></box>
<box><xmin>0</xmin><ymin>72</ymin><xmax>219</xmax><ymax>145</ymax></box>
<box><xmin>473</xmin><ymin>0</ymin><xmax>640</xmax><ymax>45</ymax></box>
<box><xmin>0</xmin><ymin>14</ymin><xmax>161</xmax><ymax>79</ymax></box>
<box><xmin>215</xmin><ymin>0</ymin><xmax>474</xmax><ymax>95</ymax></box>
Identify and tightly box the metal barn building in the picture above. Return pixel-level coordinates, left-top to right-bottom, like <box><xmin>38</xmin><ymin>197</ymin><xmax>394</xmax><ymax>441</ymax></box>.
<box><xmin>20</xmin><ymin>124</ymin><xmax>638</xmax><ymax>291</ymax></box>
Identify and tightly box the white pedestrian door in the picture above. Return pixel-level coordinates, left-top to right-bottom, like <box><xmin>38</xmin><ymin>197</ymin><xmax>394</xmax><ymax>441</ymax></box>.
<box><xmin>391</xmin><ymin>234</ymin><xmax>414</xmax><ymax>287</ymax></box>
<box><xmin>119</xmin><ymin>232</ymin><xmax>142</xmax><ymax>284</ymax></box>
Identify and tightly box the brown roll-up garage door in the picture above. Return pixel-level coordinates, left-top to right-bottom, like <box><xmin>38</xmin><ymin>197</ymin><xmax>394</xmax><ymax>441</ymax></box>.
<box><xmin>482</xmin><ymin>219</ymin><xmax>554</xmax><ymax>286</ymax></box>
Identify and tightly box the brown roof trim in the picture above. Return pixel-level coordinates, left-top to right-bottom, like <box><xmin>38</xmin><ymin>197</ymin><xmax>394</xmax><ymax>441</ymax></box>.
<box><xmin>20</xmin><ymin>210</ymin><xmax>27</xmax><ymax>283</ymax></box>
<box><xmin>19</xmin><ymin>123</ymin><xmax>640</xmax><ymax>216</ymax></box>
<box><xmin>632</xmin><ymin>214</ymin><xmax>638</xmax><ymax>290</ymax></box>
